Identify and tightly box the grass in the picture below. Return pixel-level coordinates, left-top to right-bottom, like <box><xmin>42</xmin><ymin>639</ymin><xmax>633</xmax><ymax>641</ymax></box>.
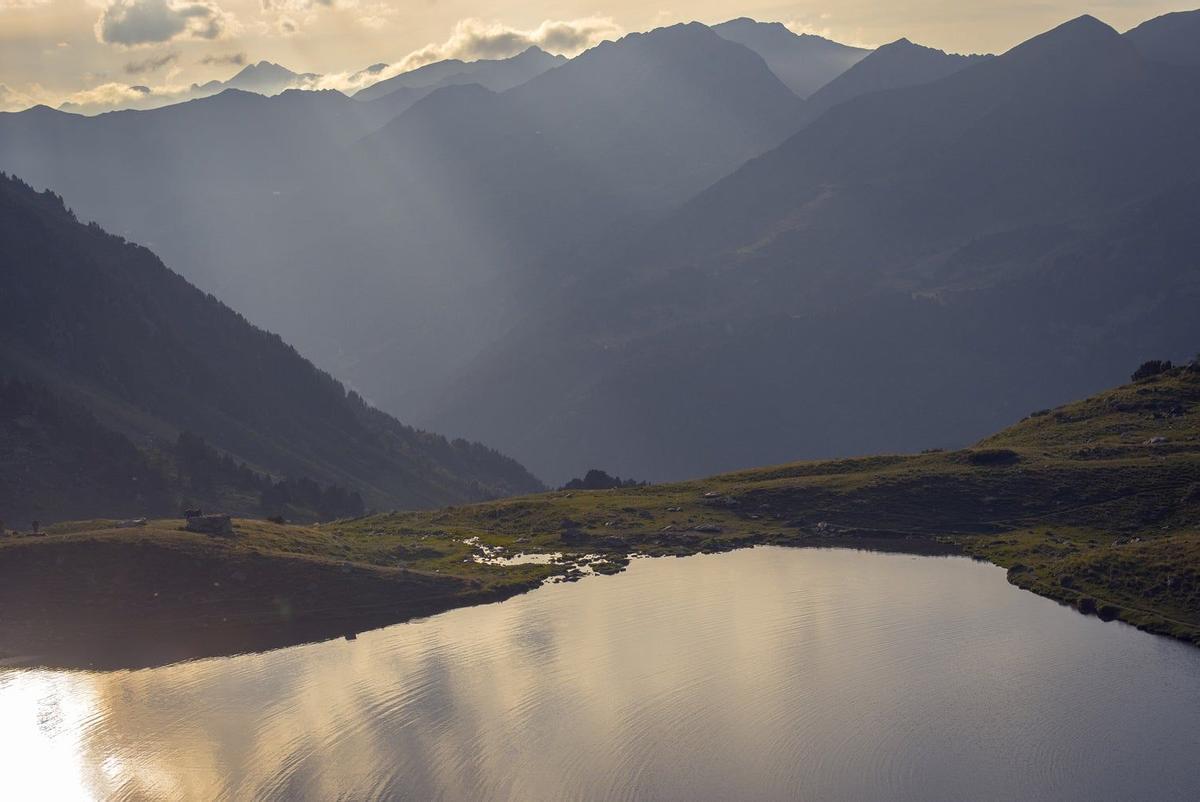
<box><xmin>4</xmin><ymin>367</ymin><xmax>1199</xmax><ymax>666</ymax></box>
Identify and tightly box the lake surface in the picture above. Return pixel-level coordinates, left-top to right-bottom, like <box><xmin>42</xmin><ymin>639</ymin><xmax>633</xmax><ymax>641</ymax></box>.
<box><xmin>3</xmin><ymin>547</ymin><xmax>1200</xmax><ymax>801</ymax></box>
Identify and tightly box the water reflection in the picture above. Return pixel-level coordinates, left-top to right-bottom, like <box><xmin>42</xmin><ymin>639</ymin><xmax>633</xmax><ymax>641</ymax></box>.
<box><xmin>3</xmin><ymin>548</ymin><xmax>1199</xmax><ymax>800</ymax></box>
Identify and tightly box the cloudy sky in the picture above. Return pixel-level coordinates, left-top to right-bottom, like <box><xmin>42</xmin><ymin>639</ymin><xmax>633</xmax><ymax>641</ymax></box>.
<box><xmin>0</xmin><ymin>0</ymin><xmax>1189</xmax><ymax>111</ymax></box>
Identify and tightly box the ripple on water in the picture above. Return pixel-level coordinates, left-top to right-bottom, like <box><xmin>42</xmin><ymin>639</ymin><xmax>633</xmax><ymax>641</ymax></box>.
<box><xmin>1</xmin><ymin>547</ymin><xmax>1199</xmax><ymax>801</ymax></box>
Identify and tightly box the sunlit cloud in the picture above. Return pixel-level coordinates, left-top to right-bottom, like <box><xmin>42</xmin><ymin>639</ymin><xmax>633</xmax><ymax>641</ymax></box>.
<box><xmin>0</xmin><ymin>83</ymin><xmax>41</xmax><ymax>112</ymax></box>
<box><xmin>352</xmin><ymin>1</ymin><xmax>396</xmax><ymax>31</ymax></box>
<box><xmin>397</xmin><ymin>16</ymin><xmax>622</xmax><ymax>71</ymax></box>
<box><xmin>304</xmin><ymin>16</ymin><xmax>620</xmax><ymax>94</ymax></box>
<box><xmin>261</xmin><ymin>0</ymin><xmax>330</xmax><ymax>10</ymax></box>
<box><xmin>57</xmin><ymin>79</ymin><xmax>192</xmax><ymax>113</ymax></box>
<box><xmin>95</xmin><ymin>0</ymin><xmax>239</xmax><ymax>46</ymax></box>
<box><xmin>784</xmin><ymin>14</ymin><xmax>875</xmax><ymax>48</ymax></box>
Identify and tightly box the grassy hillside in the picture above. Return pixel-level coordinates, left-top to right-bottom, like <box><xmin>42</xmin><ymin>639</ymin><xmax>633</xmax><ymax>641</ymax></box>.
<box><xmin>3</xmin><ymin>364</ymin><xmax>1197</xmax><ymax>667</ymax></box>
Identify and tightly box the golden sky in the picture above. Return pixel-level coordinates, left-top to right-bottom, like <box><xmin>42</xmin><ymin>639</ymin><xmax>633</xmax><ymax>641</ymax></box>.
<box><xmin>0</xmin><ymin>0</ymin><xmax>1191</xmax><ymax>110</ymax></box>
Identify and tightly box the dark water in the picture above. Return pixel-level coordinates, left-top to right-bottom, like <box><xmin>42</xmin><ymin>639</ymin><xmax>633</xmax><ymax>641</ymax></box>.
<box><xmin>3</xmin><ymin>547</ymin><xmax>1199</xmax><ymax>801</ymax></box>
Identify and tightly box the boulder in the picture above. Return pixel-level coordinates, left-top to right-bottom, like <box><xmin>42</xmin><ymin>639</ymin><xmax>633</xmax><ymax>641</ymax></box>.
<box><xmin>185</xmin><ymin>514</ymin><xmax>234</xmax><ymax>536</ymax></box>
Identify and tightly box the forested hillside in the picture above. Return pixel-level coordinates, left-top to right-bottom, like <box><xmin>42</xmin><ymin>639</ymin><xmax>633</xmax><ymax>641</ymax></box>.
<box><xmin>0</xmin><ymin>174</ymin><xmax>542</xmax><ymax>520</ymax></box>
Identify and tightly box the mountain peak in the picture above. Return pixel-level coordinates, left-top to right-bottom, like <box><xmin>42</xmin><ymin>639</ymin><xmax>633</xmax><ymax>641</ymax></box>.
<box><xmin>249</xmin><ymin>61</ymin><xmax>294</xmax><ymax>75</ymax></box>
<box><xmin>1001</xmin><ymin>13</ymin><xmax>1140</xmax><ymax>75</ymax></box>
<box><xmin>1008</xmin><ymin>14</ymin><xmax>1125</xmax><ymax>56</ymax></box>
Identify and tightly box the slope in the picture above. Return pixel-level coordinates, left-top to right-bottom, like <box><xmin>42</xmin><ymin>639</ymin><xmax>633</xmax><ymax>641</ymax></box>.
<box><xmin>0</xmin><ymin>174</ymin><xmax>542</xmax><ymax>511</ymax></box>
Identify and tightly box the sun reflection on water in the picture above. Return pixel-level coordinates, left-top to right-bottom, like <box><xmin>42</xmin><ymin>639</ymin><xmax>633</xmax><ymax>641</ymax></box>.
<box><xmin>0</xmin><ymin>671</ymin><xmax>101</xmax><ymax>801</ymax></box>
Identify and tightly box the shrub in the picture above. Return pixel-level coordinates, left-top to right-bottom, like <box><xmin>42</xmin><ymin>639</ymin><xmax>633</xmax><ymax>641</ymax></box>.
<box><xmin>967</xmin><ymin>448</ymin><xmax>1021</xmax><ymax>466</ymax></box>
<box><xmin>562</xmin><ymin>469</ymin><xmax>645</xmax><ymax>491</ymax></box>
<box><xmin>1131</xmin><ymin>360</ymin><xmax>1173</xmax><ymax>382</ymax></box>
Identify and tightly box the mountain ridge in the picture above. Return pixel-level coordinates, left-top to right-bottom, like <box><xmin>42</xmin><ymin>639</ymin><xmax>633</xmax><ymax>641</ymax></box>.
<box><xmin>712</xmin><ymin>17</ymin><xmax>869</xmax><ymax>97</ymax></box>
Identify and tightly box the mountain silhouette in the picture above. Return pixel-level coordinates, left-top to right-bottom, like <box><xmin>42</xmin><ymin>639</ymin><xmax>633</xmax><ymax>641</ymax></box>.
<box><xmin>802</xmin><ymin>37</ymin><xmax>989</xmax><ymax>121</ymax></box>
<box><xmin>355</xmin><ymin>47</ymin><xmax>565</xmax><ymax>101</ymax></box>
<box><xmin>192</xmin><ymin>60</ymin><xmax>319</xmax><ymax>97</ymax></box>
<box><xmin>1124</xmin><ymin>8</ymin><xmax>1200</xmax><ymax>65</ymax></box>
<box><xmin>353</xmin><ymin>47</ymin><xmax>566</xmax><ymax>121</ymax></box>
<box><xmin>711</xmin><ymin>18</ymin><xmax>868</xmax><ymax>96</ymax></box>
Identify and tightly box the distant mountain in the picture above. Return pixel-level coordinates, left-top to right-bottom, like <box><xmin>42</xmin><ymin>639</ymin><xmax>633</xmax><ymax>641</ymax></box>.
<box><xmin>192</xmin><ymin>61</ymin><xmax>319</xmax><ymax>97</ymax></box>
<box><xmin>0</xmin><ymin>88</ymin><xmax>396</xmax><ymax>291</ymax></box>
<box><xmin>359</xmin><ymin>23</ymin><xmax>805</xmax><ymax>262</ymax></box>
<box><xmin>712</xmin><ymin>17</ymin><xmax>869</xmax><ymax>96</ymax></box>
<box><xmin>355</xmin><ymin>47</ymin><xmax>565</xmax><ymax>102</ymax></box>
<box><xmin>423</xmin><ymin>15</ymin><xmax>1200</xmax><ymax>482</ymax></box>
<box><xmin>802</xmin><ymin>38</ymin><xmax>990</xmax><ymax>120</ymax></box>
<box><xmin>1125</xmin><ymin>8</ymin><xmax>1200</xmax><ymax>65</ymax></box>
<box><xmin>0</xmin><ymin>173</ymin><xmax>542</xmax><ymax>520</ymax></box>
<box><xmin>56</xmin><ymin>61</ymin><xmax>323</xmax><ymax>115</ymax></box>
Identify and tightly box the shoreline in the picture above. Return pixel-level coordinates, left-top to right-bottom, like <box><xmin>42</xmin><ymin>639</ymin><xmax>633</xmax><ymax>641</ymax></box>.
<box><xmin>1</xmin><ymin>526</ymin><xmax>1192</xmax><ymax>672</ymax></box>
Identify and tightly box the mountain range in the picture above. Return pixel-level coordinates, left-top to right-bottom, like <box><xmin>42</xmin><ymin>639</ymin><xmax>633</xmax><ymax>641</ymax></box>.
<box><xmin>3</xmin><ymin>22</ymin><xmax>818</xmax><ymax>423</ymax></box>
<box><xmin>422</xmin><ymin>13</ymin><xmax>1200</xmax><ymax>479</ymax></box>
<box><xmin>2</xmin><ymin>10</ymin><xmax>1198</xmax><ymax>490</ymax></box>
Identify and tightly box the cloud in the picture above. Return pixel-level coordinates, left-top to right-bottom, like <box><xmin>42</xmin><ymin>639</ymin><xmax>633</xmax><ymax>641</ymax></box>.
<box><xmin>56</xmin><ymin>81</ymin><xmax>176</xmax><ymax>113</ymax></box>
<box><xmin>200</xmin><ymin>51</ymin><xmax>246</xmax><ymax>66</ymax></box>
<box><xmin>96</xmin><ymin>0</ymin><xmax>237</xmax><ymax>46</ymax></box>
<box><xmin>302</xmin><ymin>17</ymin><xmax>617</xmax><ymax>95</ymax></box>
<box><xmin>397</xmin><ymin>17</ymin><xmax>621</xmax><ymax>71</ymax></box>
<box><xmin>259</xmin><ymin>0</ymin><xmax>330</xmax><ymax>11</ymax></box>
<box><xmin>354</xmin><ymin>2</ymin><xmax>395</xmax><ymax>31</ymax></box>
<box><xmin>0</xmin><ymin>84</ymin><xmax>40</xmax><ymax>112</ymax></box>
<box><xmin>0</xmin><ymin>0</ymin><xmax>50</xmax><ymax>8</ymax></box>
<box><xmin>125</xmin><ymin>51</ymin><xmax>178</xmax><ymax>74</ymax></box>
